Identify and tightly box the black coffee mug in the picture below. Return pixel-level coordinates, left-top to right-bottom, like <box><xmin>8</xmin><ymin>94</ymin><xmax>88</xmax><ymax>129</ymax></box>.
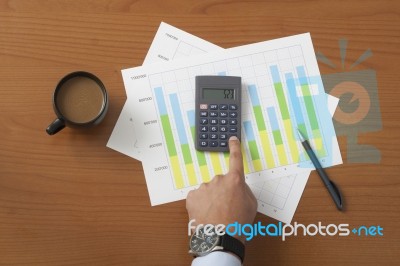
<box><xmin>46</xmin><ymin>71</ymin><xmax>108</xmax><ymax>135</ymax></box>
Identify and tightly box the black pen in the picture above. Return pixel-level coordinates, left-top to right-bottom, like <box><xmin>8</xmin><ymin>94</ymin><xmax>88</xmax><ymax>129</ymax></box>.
<box><xmin>297</xmin><ymin>129</ymin><xmax>343</xmax><ymax>211</ymax></box>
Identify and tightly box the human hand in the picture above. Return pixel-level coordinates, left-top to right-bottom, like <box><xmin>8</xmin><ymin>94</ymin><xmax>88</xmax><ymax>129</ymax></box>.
<box><xmin>186</xmin><ymin>136</ymin><xmax>258</xmax><ymax>243</ymax></box>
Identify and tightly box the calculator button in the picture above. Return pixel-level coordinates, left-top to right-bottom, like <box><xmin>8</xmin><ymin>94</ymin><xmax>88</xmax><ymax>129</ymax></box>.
<box><xmin>210</xmin><ymin>133</ymin><xmax>218</xmax><ymax>140</ymax></box>
<box><xmin>200</xmin><ymin>111</ymin><xmax>208</xmax><ymax>117</ymax></box>
<box><xmin>210</xmin><ymin>126</ymin><xmax>218</xmax><ymax>132</ymax></box>
<box><xmin>210</xmin><ymin>119</ymin><xmax>218</xmax><ymax>125</ymax></box>
<box><xmin>229</xmin><ymin>127</ymin><xmax>238</xmax><ymax>133</ymax></box>
<box><xmin>219</xmin><ymin>111</ymin><xmax>228</xmax><ymax>118</ymax></box>
<box><xmin>220</xmin><ymin>134</ymin><xmax>228</xmax><ymax>140</ymax></box>
<box><xmin>229</xmin><ymin>112</ymin><xmax>238</xmax><ymax>118</ymax></box>
<box><xmin>210</xmin><ymin>141</ymin><xmax>218</xmax><ymax>147</ymax></box>
<box><xmin>200</xmin><ymin>118</ymin><xmax>208</xmax><ymax>125</ymax></box>
<box><xmin>220</xmin><ymin>119</ymin><xmax>228</xmax><ymax>125</ymax></box>
<box><xmin>199</xmin><ymin>133</ymin><xmax>208</xmax><ymax>139</ymax></box>
<box><xmin>210</xmin><ymin>111</ymin><xmax>218</xmax><ymax>117</ymax></box>
<box><xmin>229</xmin><ymin>104</ymin><xmax>238</xmax><ymax>110</ymax></box>
<box><xmin>220</xmin><ymin>141</ymin><xmax>227</xmax><ymax>148</ymax></box>
<box><xmin>200</xmin><ymin>126</ymin><xmax>208</xmax><ymax>132</ymax></box>
<box><xmin>210</xmin><ymin>104</ymin><xmax>218</xmax><ymax>110</ymax></box>
<box><xmin>199</xmin><ymin>141</ymin><xmax>208</xmax><ymax>147</ymax></box>
<box><xmin>220</xmin><ymin>126</ymin><xmax>227</xmax><ymax>132</ymax></box>
<box><xmin>200</xmin><ymin>104</ymin><xmax>208</xmax><ymax>110</ymax></box>
<box><xmin>219</xmin><ymin>104</ymin><xmax>228</xmax><ymax>110</ymax></box>
<box><xmin>229</xmin><ymin>119</ymin><xmax>237</xmax><ymax>125</ymax></box>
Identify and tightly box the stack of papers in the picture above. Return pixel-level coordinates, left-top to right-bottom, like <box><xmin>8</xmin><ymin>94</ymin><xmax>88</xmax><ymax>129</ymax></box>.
<box><xmin>108</xmin><ymin>22</ymin><xmax>342</xmax><ymax>224</ymax></box>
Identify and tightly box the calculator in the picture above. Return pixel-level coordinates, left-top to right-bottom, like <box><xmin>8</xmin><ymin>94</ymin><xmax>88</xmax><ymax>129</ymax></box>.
<box><xmin>195</xmin><ymin>75</ymin><xmax>242</xmax><ymax>152</ymax></box>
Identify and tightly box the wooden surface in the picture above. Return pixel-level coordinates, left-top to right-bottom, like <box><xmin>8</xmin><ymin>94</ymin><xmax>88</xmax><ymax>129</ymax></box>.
<box><xmin>0</xmin><ymin>1</ymin><xmax>399</xmax><ymax>265</ymax></box>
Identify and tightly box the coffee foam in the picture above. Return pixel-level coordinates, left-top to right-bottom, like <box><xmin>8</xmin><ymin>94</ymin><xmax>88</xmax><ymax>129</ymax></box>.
<box><xmin>56</xmin><ymin>76</ymin><xmax>104</xmax><ymax>123</ymax></box>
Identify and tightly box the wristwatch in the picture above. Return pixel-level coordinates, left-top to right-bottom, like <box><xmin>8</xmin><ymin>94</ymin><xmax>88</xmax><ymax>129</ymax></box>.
<box><xmin>188</xmin><ymin>225</ymin><xmax>245</xmax><ymax>263</ymax></box>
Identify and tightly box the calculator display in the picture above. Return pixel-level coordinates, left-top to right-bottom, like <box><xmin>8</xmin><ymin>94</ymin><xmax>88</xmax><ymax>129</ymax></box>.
<box><xmin>202</xmin><ymin>88</ymin><xmax>235</xmax><ymax>100</ymax></box>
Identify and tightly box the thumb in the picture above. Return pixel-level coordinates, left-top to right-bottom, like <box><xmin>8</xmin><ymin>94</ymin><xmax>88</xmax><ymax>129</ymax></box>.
<box><xmin>228</xmin><ymin>136</ymin><xmax>244</xmax><ymax>176</ymax></box>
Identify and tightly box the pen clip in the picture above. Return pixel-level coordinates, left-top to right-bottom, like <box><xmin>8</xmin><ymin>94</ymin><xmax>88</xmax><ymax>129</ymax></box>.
<box><xmin>329</xmin><ymin>180</ymin><xmax>343</xmax><ymax>211</ymax></box>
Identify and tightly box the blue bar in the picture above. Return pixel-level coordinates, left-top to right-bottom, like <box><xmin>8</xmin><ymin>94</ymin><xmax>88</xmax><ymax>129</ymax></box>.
<box><xmin>248</xmin><ymin>85</ymin><xmax>260</xmax><ymax>106</ymax></box>
<box><xmin>169</xmin><ymin>93</ymin><xmax>188</xmax><ymax>145</ymax></box>
<box><xmin>270</xmin><ymin>65</ymin><xmax>281</xmax><ymax>83</ymax></box>
<box><xmin>243</xmin><ymin>121</ymin><xmax>256</xmax><ymax>141</ymax></box>
<box><xmin>154</xmin><ymin>87</ymin><xmax>167</xmax><ymax>115</ymax></box>
<box><xmin>218</xmin><ymin>71</ymin><xmax>226</xmax><ymax>76</ymax></box>
<box><xmin>187</xmin><ymin>110</ymin><xmax>195</xmax><ymax>126</ymax></box>
<box><xmin>285</xmin><ymin>72</ymin><xmax>305</xmax><ymax>126</ymax></box>
<box><xmin>266</xmin><ymin>107</ymin><xmax>279</xmax><ymax>131</ymax></box>
<box><xmin>296</xmin><ymin>66</ymin><xmax>308</xmax><ymax>85</ymax></box>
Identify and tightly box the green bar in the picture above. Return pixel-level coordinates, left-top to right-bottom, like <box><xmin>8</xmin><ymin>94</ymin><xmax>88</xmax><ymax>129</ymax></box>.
<box><xmin>301</xmin><ymin>85</ymin><xmax>319</xmax><ymax>131</ymax></box>
<box><xmin>160</xmin><ymin>115</ymin><xmax>177</xmax><ymax>156</ymax></box>
<box><xmin>274</xmin><ymin>83</ymin><xmax>290</xmax><ymax>120</ymax></box>
<box><xmin>190</xmin><ymin>126</ymin><xmax>207</xmax><ymax>166</ymax></box>
<box><xmin>312</xmin><ymin>129</ymin><xmax>326</xmax><ymax>157</ymax></box>
<box><xmin>224</xmin><ymin>152</ymin><xmax>229</xmax><ymax>158</ymax></box>
<box><xmin>298</xmin><ymin>123</ymin><xmax>308</xmax><ymax>139</ymax></box>
<box><xmin>248</xmin><ymin>140</ymin><xmax>260</xmax><ymax>160</ymax></box>
<box><xmin>253</xmin><ymin>106</ymin><xmax>266</xmax><ymax>131</ymax></box>
<box><xmin>181</xmin><ymin>144</ymin><xmax>193</xmax><ymax>164</ymax></box>
<box><xmin>272</xmin><ymin>130</ymin><xmax>283</xmax><ymax>145</ymax></box>
<box><xmin>312</xmin><ymin>130</ymin><xmax>327</xmax><ymax>158</ymax></box>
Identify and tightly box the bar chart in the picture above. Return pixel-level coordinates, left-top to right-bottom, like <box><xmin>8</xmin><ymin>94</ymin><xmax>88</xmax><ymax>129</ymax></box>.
<box><xmin>154</xmin><ymin>86</ymin><xmax>230</xmax><ymax>188</ymax></box>
<box><xmin>124</xmin><ymin>33</ymin><xmax>341</xmax><ymax>205</ymax></box>
<box><xmin>150</xmin><ymin>52</ymin><xmax>330</xmax><ymax>189</ymax></box>
<box><xmin>239</xmin><ymin>61</ymin><xmax>331</xmax><ymax>174</ymax></box>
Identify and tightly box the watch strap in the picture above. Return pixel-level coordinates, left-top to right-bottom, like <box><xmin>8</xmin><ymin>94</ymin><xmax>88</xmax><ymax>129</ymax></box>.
<box><xmin>220</xmin><ymin>234</ymin><xmax>245</xmax><ymax>263</ymax></box>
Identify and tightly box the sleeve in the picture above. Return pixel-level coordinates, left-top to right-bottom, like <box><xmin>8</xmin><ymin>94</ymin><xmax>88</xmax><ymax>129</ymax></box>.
<box><xmin>191</xmin><ymin>251</ymin><xmax>241</xmax><ymax>266</ymax></box>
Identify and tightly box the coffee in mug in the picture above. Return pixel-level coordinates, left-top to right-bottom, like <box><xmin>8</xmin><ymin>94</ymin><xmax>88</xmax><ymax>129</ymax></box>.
<box><xmin>46</xmin><ymin>71</ymin><xmax>108</xmax><ymax>135</ymax></box>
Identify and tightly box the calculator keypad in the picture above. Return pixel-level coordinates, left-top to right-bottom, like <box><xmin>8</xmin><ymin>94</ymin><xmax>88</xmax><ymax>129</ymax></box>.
<box><xmin>197</xmin><ymin>104</ymin><xmax>239</xmax><ymax>148</ymax></box>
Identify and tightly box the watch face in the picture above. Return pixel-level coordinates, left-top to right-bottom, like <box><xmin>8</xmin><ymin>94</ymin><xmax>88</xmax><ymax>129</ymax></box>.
<box><xmin>189</xmin><ymin>226</ymin><xmax>219</xmax><ymax>255</ymax></box>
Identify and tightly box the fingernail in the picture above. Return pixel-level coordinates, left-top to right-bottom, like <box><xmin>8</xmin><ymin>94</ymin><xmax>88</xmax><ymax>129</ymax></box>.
<box><xmin>229</xmin><ymin>136</ymin><xmax>238</xmax><ymax>141</ymax></box>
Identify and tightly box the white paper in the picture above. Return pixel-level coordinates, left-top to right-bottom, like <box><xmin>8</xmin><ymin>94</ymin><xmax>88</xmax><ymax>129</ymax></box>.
<box><xmin>121</xmin><ymin>31</ymin><xmax>342</xmax><ymax>206</ymax></box>
<box><xmin>107</xmin><ymin>22</ymin><xmax>222</xmax><ymax>160</ymax></box>
<box><xmin>249</xmin><ymin>171</ymin><xmax>310</xmax><ymax>224</ymax></box>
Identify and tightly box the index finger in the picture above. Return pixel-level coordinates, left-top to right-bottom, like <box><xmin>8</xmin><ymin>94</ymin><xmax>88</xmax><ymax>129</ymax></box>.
<box><xmin>228</xmin><ymin>136</ymin><xmax>244</xmax><ymax>176</ymax></box>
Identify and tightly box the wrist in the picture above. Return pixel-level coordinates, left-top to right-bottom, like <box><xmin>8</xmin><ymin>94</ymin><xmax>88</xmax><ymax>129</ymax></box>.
<box><xmin>189</xmin><ymin>225</ymin><xmax>245</xmax><ymax>263</ymax></box>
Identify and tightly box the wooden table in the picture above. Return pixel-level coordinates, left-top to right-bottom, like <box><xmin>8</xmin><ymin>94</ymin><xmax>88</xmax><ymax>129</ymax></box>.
<box><xmin>1</xmin><ymin>1</ymin><xmax>399</xmax><ymax>265</ymax></box>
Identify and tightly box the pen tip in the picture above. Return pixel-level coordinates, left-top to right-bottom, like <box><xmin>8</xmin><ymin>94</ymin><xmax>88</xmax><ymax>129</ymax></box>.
<box><xmin>296</xmin><ymin>128</ymin><xmax>305</xmax><ymax>141</ymax></box>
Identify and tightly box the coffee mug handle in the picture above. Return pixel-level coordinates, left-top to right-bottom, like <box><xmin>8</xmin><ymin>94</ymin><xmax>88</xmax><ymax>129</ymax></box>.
<box><xmin>46</xmin><ymin>118</ymin><xmax>65</xmax><ymax>135</ymax></box>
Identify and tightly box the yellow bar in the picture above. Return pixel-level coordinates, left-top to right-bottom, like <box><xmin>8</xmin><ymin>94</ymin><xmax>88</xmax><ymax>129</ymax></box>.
<box><xmin>209</xmin><ymin>152</ymin><xmax>223</xmax><ymax>176</ymax></box>
<box><xmin>315</xmin><ymin>137</ymin><xmax>323</xmax><ymax>151</ymax></box>
<box><xmin>276</xmin><ymin>144</ymin><xmax>288</xmax><ymax>165</ymax></box>
<box><xmin>283</xmin><ymin>120</ymin><xmax>299</xmax><ymax>163</ymax></box>
<box><xmin>170</xmin><ymin>155</ymin><xmax>184</xmax><ymax>189</ymax></box>
<box><xmin>259</xmin><ymin>130</ymin><xmax>275</xmax><ymax>168</ymax></box>
<box><xmin>241</xmin><ymin>146</ymin><xmax>250</xmax><ymax>174</ymax></box>
<box><xmin>314</xmin><ymin>137</ymin><xmax>325</xmax><ymax>157</ymax></box>
<box><xmin>199</xmin><ymin>165</ymin><xmax>210</xmax><ymax>183</ymax></box>
<box><xmin>224</xmin><ymin>152</ymin><xmax>230</xmax><ymax>172</ymax></box>
<box><xmin>185</xmin><ymin>163</ymin><xmax>197</xmax><ymax>186</ymax></box>
<box><xmin>253</xmin><ymin>159</ymin><xmax>263</xmax><ymax>172</ymax></box>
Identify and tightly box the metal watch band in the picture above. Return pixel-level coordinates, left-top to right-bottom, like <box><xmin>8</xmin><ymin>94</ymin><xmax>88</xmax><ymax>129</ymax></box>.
<box><xmin>220</xmin><ymin>234</ymin><xmax>245</xmax><ymax>263</ymax></box>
